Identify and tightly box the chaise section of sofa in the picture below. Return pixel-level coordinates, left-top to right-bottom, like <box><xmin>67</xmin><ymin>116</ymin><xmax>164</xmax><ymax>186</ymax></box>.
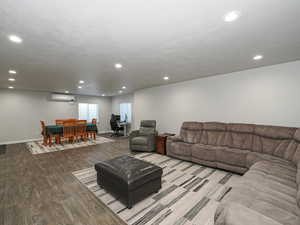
<box><xmin>166</xmin><ymin>121</ymin><xmax>300</xmax><ymax>225</ymax></box>
<box><xmin>215</xmin><ymin>160</ymin><xmax>300</xmax><ymax>224</ymax></box>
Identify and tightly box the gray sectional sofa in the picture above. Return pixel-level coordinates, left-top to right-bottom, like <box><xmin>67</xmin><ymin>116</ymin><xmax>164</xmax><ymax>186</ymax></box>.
<box><xmin>167</xmin><ymin>122</ymin><xmax>300</xmax><ymax>225</ymax></box>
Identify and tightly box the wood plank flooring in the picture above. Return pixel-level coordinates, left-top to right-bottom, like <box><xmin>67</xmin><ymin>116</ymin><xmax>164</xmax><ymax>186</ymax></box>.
<box><xmin>0</xmin><ymin>135</ymin><xmax>129</xmax><ymax>225</ymax></box>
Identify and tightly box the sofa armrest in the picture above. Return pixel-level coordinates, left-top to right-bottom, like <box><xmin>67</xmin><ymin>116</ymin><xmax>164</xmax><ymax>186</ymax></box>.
<box><xmin>167</xmin><ymin>135</ymin><xmax>183</xmax><ymax>142</ymax></box>
<box><xmin>129</xmin><ymin>130</ymin><xmax>140</xmax><ymax>143</ymax></box>
<box><xmin>215</xmin><ymin>203</ymin><xmax>282</xmax><ymax>225</ymax></box>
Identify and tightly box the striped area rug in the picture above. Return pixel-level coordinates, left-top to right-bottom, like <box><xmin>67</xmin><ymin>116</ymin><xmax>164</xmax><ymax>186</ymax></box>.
<box><xmin>72</xmin><ymin>153</ymin><xmax>241</xmax><ymax>225</ymax></box>
<box><xmin>26</xmin><ymin>136</ymin><xmax>114</xmax><ymax>154</ymax></box>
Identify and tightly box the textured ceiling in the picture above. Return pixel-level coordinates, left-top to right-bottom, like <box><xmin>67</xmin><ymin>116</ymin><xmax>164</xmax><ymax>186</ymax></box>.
<box><xmin>0</xmin><ymin>0</ymin><xmax>300</xmax><ymax>96</ymax></box>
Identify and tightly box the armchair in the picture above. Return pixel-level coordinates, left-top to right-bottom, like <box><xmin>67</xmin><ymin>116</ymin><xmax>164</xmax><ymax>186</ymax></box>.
<box><xmin>129</xmin><ymin>120</ymin><xmax>157</xmax><ymax>152</ymax></box>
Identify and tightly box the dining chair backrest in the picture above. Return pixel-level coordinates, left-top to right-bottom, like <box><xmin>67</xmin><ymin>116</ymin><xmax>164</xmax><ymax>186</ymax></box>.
<box><xmin>55</xmin><ymin>119</ymin><xmax>64</xmax><ymax>125</ymax></box>
<box><xmin>66</xmin><ymin>118</ymin><xmax>78</xmax><ymax>122</ymax></box>
<box><xmin>63</xmin><ymin>121</ymin><xmax>75</xmax><ymax>138</ymax></box>
<box><xmin>75</xmin><ymin>121</ymin><xmax>87</xmax><ymax>137</ymax></box>
<box><xmin>110</xmin><ymin>117</ymin><xmax>119</xmax><ymax>131</ymax></box>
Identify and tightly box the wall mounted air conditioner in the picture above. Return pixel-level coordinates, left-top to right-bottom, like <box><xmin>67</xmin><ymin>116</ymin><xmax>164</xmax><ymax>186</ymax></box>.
<box><xmin>50</xmin><ymin>93</ymin><xmax>76</xmax><ymax>102</ymax></box>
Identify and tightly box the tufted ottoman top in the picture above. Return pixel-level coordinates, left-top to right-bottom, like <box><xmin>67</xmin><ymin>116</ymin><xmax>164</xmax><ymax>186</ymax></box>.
<box><xmin>95</xmin><ymin>155</ymin><xmax>162</xmax><ymax>190</ymax></box>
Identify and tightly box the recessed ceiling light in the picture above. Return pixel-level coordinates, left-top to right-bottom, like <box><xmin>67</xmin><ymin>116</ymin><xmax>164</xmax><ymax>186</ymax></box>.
<box><xmin>9</xmin><ymin>70</ymin><xmax>17</xmax><ymax>74</ymax></box>
<box><xmin>253</xmin><ymin>55</ymin><xmax>263</xmax><ymax>60</ymax></box>
<box><xmin>102</xmin><ymin>94</ymin><xmax>106</xmax><ymax>96</ymax></box>
<box><xmin>78</xmin><ymin>86</ymin><xmax>82</xmax><ymax>89</ymax></box>
<box><xmin>8</xmin><ymin>35</ymin><xmax>23</xmax><ymax>43</ymax></box>
<box><xmin>65</xmin><ymin>91</ymin><xmax>69</xmax><ymax>94</ymax></box>
<box><xmin>8</xmin><ymin>78</ymin><xmax>16</xmax><ymax>82</ymax></box>
<box><xmin>122</xmin><ymin>86</ymin><xmax>126</xmax><ymax>89</ymax></box>
<box><xmin>79</xmin><ymin>80</ymin><xmax>85</xmax><ymax>84</ymax></box>
<box><xmin>8</xmin><ymin>86</ymin><xmax>14</xmax><ymax>89</ymax></box>
<box><xmin>163</xmin><ymin>76</ymin><xmax>169</xmax><ymax>80</ymax></box>
<box><xmin>224</xmin><ymin>11</ymin><xmax>241</xmax><ymax>22</ymax></box>
<box><xmin>119</xmin><ymin>90</ymin><xmax>123</xmax><ymax>93</ymax></box>
<box><xmin>115</xmin><ymin>63</ymin><xmax>123</xmax><ymax>69</ymax></box>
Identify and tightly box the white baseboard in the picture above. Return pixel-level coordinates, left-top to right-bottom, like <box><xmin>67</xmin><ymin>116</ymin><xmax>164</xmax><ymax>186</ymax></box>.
<box><xmin>0</xmin><ymin>138</ymin><xmax>42</xmax><ymax>145</ymax></box>
<box><xmin>98</xmin><ymin>130</ymin><xmax>113</xmax><ymax>134</ymax></box>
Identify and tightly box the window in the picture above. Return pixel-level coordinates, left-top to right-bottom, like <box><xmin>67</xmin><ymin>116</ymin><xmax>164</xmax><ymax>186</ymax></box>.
<box><xmin>120</xmin><ymin>103</ymin><xmax>132</xmax><ymax>123</ymax></box>
<box><xmin>78</xmin><ymin>103</ymin><xmax>99</xmax><ymax>122</ymax></box>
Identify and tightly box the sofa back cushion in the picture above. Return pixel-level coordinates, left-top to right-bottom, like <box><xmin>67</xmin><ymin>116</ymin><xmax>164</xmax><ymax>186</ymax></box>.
<box><xmin>252</xmin><ymin>125</ymin><xmax>295</xmax><ymax>158</ymax></box>
<box><xmin>224</xmin><ymin>123</ymin><xmax>255</xmax><ymax>150</ymax></box>
<box><xmin>139</xmin><ymin>120</ymin><xmax>156</xmax><ymax>135</ymax></box>
<box><xmin>200</xmin><ymin>122</ymin><xmax>226</xmax><ymax>146</ymax></box>
<box><xmin>180</xmin><ymin>122</ymin><xmax>202</xmax><ymax>144</ymax></box>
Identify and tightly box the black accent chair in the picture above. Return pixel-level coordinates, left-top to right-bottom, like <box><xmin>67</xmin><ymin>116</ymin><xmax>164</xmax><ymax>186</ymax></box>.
<box><xmin>110</xmin><ymin>114</ymin><xmax>124</xmax><ymax>136</ymax></box>
<box><xmin>129</xmin><ymin>120</ymin><xmax>157</xmax><ymax>152</ymax></box>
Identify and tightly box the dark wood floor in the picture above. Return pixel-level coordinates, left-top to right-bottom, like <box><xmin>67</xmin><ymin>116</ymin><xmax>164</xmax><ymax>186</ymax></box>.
<box><xmin>0</xmin><ymin>135</ymin><xmax>130</xmax><ymax>225</ymax></box>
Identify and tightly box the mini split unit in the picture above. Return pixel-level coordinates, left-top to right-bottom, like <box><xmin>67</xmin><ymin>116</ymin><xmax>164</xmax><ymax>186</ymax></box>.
<box><xmin>50</xmin><ymin>93</ymin><xmax>76</xmax><ymax>102</ymax></box>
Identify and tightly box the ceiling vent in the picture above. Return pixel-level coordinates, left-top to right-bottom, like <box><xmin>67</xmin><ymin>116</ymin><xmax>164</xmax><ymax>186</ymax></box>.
<box><xmin>50</xmin><ymin>93</ymin><xmax>76</xmax><ymax>102</ymax></box>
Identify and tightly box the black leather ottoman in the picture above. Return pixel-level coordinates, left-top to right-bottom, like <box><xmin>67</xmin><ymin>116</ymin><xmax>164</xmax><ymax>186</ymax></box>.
<box><xmin>95</xmin><ymin>155</ymin><xmax>162</xmax><ymax>209</ymax></box>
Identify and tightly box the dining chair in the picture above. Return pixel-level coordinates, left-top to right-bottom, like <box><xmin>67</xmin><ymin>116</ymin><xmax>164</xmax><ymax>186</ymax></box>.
<box><xmin>40</xmin><ymin>121</ymin><xmax>48</xmax><ymax>146</ymax></box>
<box><xmin>63</xmin><ymin>121</ymin><xmax>75</xmax><ymax>144</ymax></box>
<box><xmin>87</xmin><ymin>119</ymin><xmax>97</xmax><ymax>140</ymax></box>
<box><xmin>75</xmin><ymin>120</ymin><xmax>87</xmax><ymax>142</ymax></box>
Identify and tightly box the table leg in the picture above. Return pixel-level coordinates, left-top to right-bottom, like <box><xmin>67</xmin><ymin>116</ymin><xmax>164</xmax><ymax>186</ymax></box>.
<box><xmin>124</xmin><ymin>124</ymin><xmax>127</xmax><ymax>136</ymax></box>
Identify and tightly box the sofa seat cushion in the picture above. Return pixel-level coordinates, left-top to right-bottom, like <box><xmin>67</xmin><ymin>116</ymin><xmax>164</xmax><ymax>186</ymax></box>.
<box><xmin>131</xmin><ymin>136</ymin><xmax>148</xmax><ymax>145</ymax></box>
<box><xmin>223</xmin><ymin>184</ymin><xmax>299</xmax><ymax>215</ymax></box>
<box><xmin>169</xmin><ymin>142</ymin><xmax>192</xmax><ymax>157</ymax></box>
<box><xmin>246</xmin><ymin>152</ymin><xmax>294</xmax><ymax>169</ymax></box>
<box><xmin>218</xmin><ymin>190</ymin><xmax>300</xmax><ymax>225</ymax></box>
<box><xmin>215</xmin><ymin>203</ymin><xmax>284</xmax><ymax>225</ymax></box>
<box><xmin>191</xmin><ymin>144</ymin><xmax>224</xmax><ymax>161</ymax></box>
<box><xmin>216</xmin><ymin>148</ymin><xmax>250</xmax><ymax>168</ymax></box>
<box><xmin>247</xmin><ymin>160</ymin><xmax>297</xmax><ymax>192</ymax></box>
<box><xmin>248</xmin><ymin>159</ymin><xmax>297</xmax><ymax>185</ymax></box>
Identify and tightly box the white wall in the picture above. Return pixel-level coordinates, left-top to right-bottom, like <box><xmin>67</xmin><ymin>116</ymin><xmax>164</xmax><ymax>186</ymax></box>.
<box><xmin>0</xmin><ymin>90</ymin><xmax>112</xmax><ymax>144</ymax></box>
<box><xmin>134</xmin><ymin>60</ymin><xmax>300</xmax><ymax>134</ymax></box>
<box><xmin>112</xmin><ymin>94</ymin><xmax>134</xmax><ymax>115</ymax></box>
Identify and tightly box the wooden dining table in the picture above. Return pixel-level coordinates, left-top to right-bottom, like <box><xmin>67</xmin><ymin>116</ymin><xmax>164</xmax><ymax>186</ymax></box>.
<box><xmin>44</xmin><ymin>123</ymin><xmax>98</xmax><ymax>146</ymax></box>
<box><xmin>45</xmin><ymin>123</ymin><xmax>97</xmax><ymax>135</ymax></box>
